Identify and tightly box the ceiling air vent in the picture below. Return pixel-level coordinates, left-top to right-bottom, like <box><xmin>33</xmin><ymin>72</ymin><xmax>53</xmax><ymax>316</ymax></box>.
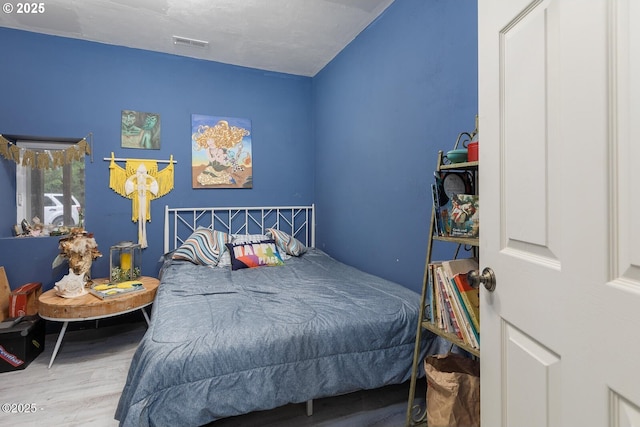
<box><xmin>173</xmin><ymin>36</ymin><xmax>209</xmax><ymax>48</ymax></box>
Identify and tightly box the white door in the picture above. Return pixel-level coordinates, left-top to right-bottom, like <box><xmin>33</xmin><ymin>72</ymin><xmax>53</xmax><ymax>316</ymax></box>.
<box><xmin>479</xmin><ymin>0</ymin><xmax>640</xmax><ymax>426</ymax></box>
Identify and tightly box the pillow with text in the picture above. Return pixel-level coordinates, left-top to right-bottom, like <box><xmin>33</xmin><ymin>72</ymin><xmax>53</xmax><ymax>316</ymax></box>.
<box><xmin>225</xmin><ymin>239</ymin><xmax>284</xmax><ymax>271</ymax></box>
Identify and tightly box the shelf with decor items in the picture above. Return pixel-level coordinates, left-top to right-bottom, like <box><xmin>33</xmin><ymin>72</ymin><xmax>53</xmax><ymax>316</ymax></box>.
<box><xmin>405</xmin><ymin>148</ymin><xmax>479</xmax><ymax>427</ymax></box>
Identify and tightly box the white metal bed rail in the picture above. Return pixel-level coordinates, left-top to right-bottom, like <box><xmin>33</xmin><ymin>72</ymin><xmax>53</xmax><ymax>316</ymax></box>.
<box><xmin>164</xmin><ymin>204</ymin><xmax>315</xmax><ymax>253</ymax></box>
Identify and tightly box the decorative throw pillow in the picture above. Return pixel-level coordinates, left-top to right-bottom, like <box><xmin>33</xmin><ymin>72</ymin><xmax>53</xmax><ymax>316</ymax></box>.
<box><xmin>231</xmin><ymin>233</ymin><xmax>270</xmax><ymax>244</ymax></box>
<box><xmin>172</xmin><ymin>228</ymin><xmax>229</xmax><ymax>266</ymax></box>
<box><xmin>266</xmin><ymin>228</ymin><xmax>307</xmax><ymax>256</ymax></box>
<box><xmin>217</xmin><ymin>251</ymin><xmax>232</xmax><ymax>268</ymax></box>
<box><xmin>218</xmin><ymin>234</ymin><xmax>269</xmax><ymax>267</ymax></box>
<box><xmin>225</xmin><ymin>239</ymin><xmax>284</xmax><ymax>271</ymax></box>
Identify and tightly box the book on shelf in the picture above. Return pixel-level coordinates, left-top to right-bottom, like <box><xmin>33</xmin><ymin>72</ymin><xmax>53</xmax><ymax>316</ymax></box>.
<box><xmin>436</xmin><ymin>265</ymin><xmax>479</xmax><ymax>349</ymax></box>
<box><xmin>432</xmin><ymin>169</ymin><xmax>477</xmax><ymax>238</ymax></box>
<box><xmin>429</xmin><ymin>263</ymin><xmax>442</xmax><ymax>329</ymax></box>
<box><xmin>433</xmin><ymin>264</ymin><xmax>463</xmax><ymax>340</ymax></box>
<box><xmin>442</xmin><ymin>257</ymin><xmax>480</xmax><ymax>341</ymax></box>
<box><xmin>431</xmin><ymin>262</ymin><xmax>450</xmax><ymax>332</ymax></box>
<box><xmin>425</xmin><ymin>263</ymin><xmax>434</xmax><ymax>323</ymax></box>
<box><xmin>453</xmin><ymin>273</ymin><xmax>480</xmax><ymax>335</ymax></box>
<box><xmin>431</xmin><ymin>263</ymin><xmax>448</xmax><ymax>332</ymax></box>
<box><xmin>449</xmin><ymin>275</ymin><xmax>479</xmax><ymax>348</ymax></box>
<box><xmin>430</xmin><ymin>183</ymin><xmax>443</xmax><ymax>236</ymax></box>
<box><xmin>442</xmin><ymin>259</ymin><xmax>480</xmax><ymax>324</ymax></box>
<box><xmin>448</xmin><ymin>194</ymin><xmax>479</xmax><ymax>238</ymax></box>
<box><xmin>438</xmin><ymin>200</ymin><xmax>452</xmax><ymax>237</ymax></box>
<box><xmin>89</xmin><ymin>280</ymin><xmax>145</xmax><ymax>300</ymax></box>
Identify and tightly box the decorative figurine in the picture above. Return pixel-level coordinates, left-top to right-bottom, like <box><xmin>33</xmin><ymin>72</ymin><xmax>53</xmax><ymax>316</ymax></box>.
<box><xmin>52</xmin><ymin>230</ymin><xmax>102</xmax><ymax>291</ymax></box>
<box><xmin>53</xmin><ymin>269</ymin><xmax>87</xmax><ymax>298</ymax></box>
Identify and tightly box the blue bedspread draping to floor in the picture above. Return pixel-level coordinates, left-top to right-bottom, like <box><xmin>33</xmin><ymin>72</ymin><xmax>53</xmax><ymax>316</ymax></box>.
<box><xmin>116</xmin><ymin>249</ymin><xmax>437</xmax><ymax>427</ymax></box>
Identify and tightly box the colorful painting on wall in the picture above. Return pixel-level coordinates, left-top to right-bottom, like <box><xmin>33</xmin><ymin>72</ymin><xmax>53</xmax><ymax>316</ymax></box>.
<box><xmin>191</xmin><ymin>114</ymin><xmax>252</xmax><ymax>189</ymax></box>
<box><xmin>121</xmin><ymin>110</ymin><xmax>161</xmax><ymax>149</ymax></box>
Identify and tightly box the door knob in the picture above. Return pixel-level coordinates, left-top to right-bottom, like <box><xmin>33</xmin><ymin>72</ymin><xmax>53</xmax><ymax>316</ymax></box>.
<box><xmin>467</xmin><ymin>267</ymin><xmax>496</xmax><ymax>292</ymax></box>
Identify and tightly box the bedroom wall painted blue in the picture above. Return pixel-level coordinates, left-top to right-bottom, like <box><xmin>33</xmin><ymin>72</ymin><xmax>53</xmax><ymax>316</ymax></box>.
<box><xmin>313</xmin><ymin>0</ymin><xmax>478</xmax><ymax>293</ymax></box>
<box><xmin>0</xmin><ymin>0</ymin><xmax>478</xmax><ymax>295</ymax></box>
<box><xmin>0</xmin><ymin>28</ymin><xmax>313</xmax><ymax>290</ymax></box>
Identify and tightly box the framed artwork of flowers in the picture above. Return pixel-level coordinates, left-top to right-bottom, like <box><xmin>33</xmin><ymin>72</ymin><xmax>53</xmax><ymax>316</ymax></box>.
<box><xmin>191</xmin><ymin>114</ymin><xmax>252</xmax><ymax>188</ymax></box>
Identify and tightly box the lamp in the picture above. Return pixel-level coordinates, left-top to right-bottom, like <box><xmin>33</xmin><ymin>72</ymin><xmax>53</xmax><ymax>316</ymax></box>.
<box><xmin>110</xmin><ymin>241</ymin><xmax>141</xmax><ymax>283</ymax></box>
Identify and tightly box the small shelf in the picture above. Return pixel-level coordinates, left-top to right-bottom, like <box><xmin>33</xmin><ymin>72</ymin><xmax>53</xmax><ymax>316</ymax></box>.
<box><xmin>406</xmin><ymin>146</ymin><xmax>479</xmax><ymax>426</ymax></box>
<box><xmin>422</xmin><ymin>321</ymin><xmax>480</xmax><ymax>357</ymax></box>
<box><xmin>439</xmin><ymin>160</ymin><xmax>478</xmax><ymax>170</ymax></box>
<box><xmin>433</xmin><ymin>235</ymin><xmax>479</xmax><ymax>246</ymax></box>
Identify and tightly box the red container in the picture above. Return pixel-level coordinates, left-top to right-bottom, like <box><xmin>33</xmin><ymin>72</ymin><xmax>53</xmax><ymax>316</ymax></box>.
<box><xmin>9</xmin><ymin>282</ymin><xmax>41</xmax><ymax>317</ymax></box>
<box><xmin>467</xmin><ymin>142</ymin><xmax>479</xmax><ymax>162</ymax></box>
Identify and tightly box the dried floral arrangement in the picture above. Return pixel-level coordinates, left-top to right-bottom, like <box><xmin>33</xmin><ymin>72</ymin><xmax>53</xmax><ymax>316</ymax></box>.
<box><xmin>52</xmin><ymin>229</ymin><xmax>102</xmax><ymax>284</ymax></box>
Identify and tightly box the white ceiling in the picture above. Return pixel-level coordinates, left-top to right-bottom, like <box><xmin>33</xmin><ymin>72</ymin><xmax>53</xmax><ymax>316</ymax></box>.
<box><xmin>0</xmin><ymin>0</ymin><xmax>395</xmax><ymax>77</ymax></box>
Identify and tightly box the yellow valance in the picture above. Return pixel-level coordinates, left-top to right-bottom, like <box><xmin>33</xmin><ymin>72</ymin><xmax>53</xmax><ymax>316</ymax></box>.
<box><xmin>0</xmin><ymin>134</ymin><xmax>92</xmax><ymax>170</ymax></box>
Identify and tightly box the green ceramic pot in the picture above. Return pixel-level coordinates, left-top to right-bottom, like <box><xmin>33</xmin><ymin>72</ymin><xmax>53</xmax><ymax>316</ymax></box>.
<box><xmin>446</xmin><ymin>148</ymin><xmax>468</xmax><ymax>163</ymax></box>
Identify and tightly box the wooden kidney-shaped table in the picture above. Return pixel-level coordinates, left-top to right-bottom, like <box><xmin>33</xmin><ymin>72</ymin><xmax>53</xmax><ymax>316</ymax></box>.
<box><xmin>38</xmin><ymin>276</ymin><xmax>159</xmax><ymax>368</ymax></box>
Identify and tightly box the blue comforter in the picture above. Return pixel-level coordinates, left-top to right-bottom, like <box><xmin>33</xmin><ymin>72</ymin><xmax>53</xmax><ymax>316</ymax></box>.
<box><xmin>116</xmin><ymin>249</ymin><xmax>434</xmax><ymax>427</ymax></box>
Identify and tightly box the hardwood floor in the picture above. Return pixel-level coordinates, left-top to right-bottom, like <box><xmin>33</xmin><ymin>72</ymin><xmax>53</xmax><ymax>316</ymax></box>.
<box><xmin>0</xmin><ymin>320</ymin><xmax>426</xmax><ymax>427</ymax></box>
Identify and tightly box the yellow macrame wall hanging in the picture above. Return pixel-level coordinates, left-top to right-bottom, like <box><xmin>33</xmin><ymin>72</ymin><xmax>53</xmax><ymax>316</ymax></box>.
<box><xmin>108</xmin><ymin>153</ymin><xmax>174</xmax><ymax>248</ymax></box>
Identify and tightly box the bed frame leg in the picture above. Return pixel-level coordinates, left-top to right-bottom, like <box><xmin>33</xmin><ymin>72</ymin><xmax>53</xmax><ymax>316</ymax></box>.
<box><xmin>306</xmin><ymin>399</ymin><xmax>313</xmax><ymax>416</ymax></box>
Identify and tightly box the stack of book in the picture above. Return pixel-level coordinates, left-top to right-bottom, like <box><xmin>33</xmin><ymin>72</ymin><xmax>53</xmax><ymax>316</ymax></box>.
<box><xmin>425</xmin><ymin>257</ymin><xmax>480</xmax><ymax>350</ymax></box>
<box><xmin>89</xmin><ymin>280</ymin><xmax>145</xmax><ymax>299</ymax></box>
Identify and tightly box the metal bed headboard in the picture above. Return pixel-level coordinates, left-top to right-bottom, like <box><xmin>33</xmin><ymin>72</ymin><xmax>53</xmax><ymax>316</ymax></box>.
<box><xmin>164</xmin><ymin>204</ymin><xmax>315</xmax><ymax>253</ymax></box>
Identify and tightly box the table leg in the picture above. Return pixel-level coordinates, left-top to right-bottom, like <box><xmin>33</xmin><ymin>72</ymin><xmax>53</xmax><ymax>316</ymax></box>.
<box><xmin>141</xmin><ymin>307</ymin><xmax>150</xmax><ymax>326</ymax></box>
<box><xmin>48</xmin><ymin>321</ymin><xmax>69</xmax><ymax>369</ymax></box>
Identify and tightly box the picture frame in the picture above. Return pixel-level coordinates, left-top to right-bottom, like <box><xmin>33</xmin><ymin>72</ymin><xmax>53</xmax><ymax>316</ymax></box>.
<box><xmin>121</xmin><ymin>110</ymin><xmax>161</xmax><ymax>149</ymax></box>
<box><xmin>191</xmin><ymin>114</ymin><xmax>252</xmax><ymax>189</ymax></box>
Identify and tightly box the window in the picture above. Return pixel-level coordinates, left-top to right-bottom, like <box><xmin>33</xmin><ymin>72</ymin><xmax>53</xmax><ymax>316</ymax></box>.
<box><xmin>14</xmin><ymin>137</ymin><xmax>86</xmax><ymax>233</ymax></box>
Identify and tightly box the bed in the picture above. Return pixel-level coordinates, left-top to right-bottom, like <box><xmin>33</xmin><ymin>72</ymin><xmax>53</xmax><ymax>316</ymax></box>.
<box><xmin>115</xmin><ymin>205</ymin><xmax>439</xmax><ymax>427</ymax></box>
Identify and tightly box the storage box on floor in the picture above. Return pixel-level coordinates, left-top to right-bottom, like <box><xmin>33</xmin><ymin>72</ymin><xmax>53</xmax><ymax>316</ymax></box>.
<box><xmin>0</xmin><ymin>316</ymin><xmax>45</xmax><ymax>372</ymax></box>
<box><xmin>0</xmin><ymin>268</ymin><xmax>45</xmax><ymax>372</ymax></box>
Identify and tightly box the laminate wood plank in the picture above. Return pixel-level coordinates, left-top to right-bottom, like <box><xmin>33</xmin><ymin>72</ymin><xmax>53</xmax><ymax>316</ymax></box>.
<box><xmin>0</xmin><ymin>322</ymin><xmax>143</xmax><ymax>427</ymax></box>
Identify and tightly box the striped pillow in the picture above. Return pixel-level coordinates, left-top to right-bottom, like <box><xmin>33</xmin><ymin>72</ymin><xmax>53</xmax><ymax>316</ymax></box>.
<box><xmin>266</xmin><ymin>228</ymin><xmax>307</xmax><ymax>256</ymax></box>
<box><xmin>172</xmin><ymin>228</ymin><xmax>229</xmax><ymax>266</ymax></box>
